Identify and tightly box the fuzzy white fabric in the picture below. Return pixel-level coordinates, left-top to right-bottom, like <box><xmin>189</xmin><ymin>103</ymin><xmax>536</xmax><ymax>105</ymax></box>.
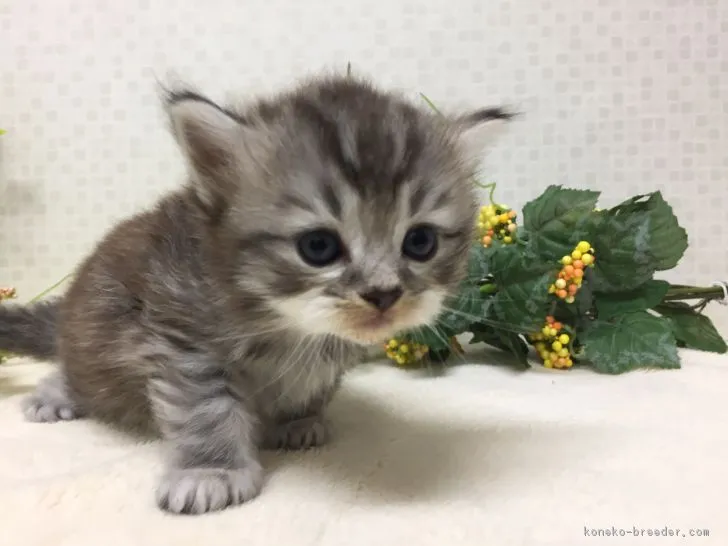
<box><xmin>0</xmin><ymin>350</ymin><xmax>726</xmax><ymax>546</ymax></box>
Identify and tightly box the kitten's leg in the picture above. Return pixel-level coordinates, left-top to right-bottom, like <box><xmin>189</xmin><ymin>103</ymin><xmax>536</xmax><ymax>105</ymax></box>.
<box><xmin>21</xmin><ymin>369</ymin><xmax>86</xmax><ymax>423</ymax></box>
<box><xmin>263</xmin><ymin>385</ymin><xmax>338</xmax><ymax>451</ymax></box>
<box><xmin>150</xmin><ymin>355</ymin><xmax>264</xmax><ymax>515</ymax></box>
<box><xmin>263</xmin><ymin>413</ymin><xmax>330</xmax><ymax>450</ymax></box>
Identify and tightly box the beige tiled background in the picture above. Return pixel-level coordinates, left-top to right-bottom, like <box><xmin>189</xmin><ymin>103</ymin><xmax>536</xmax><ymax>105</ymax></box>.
<box><xmin>1</xmin><ymin>0</ymin><xmax>727</xmax><ymax>329</ymax></box>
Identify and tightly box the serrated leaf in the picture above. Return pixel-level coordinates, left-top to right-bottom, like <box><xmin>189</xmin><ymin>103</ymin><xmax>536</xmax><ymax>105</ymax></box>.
<box><xmin>589</xmin><ymin>210</ymin><xmax>656</xmax><ymax>292</ymax></box>
<box><xmin>522</xmin><ymin>185</ymin><xmax>601</xmax><ymax>258</ymax></box>
<box><xmin>466</xmin><ymin>242</ymin><xmax>490</xmax><ymax>283</ymax></box>
<box><xmin>654</xmin><ymin>302</ymin><xmax>727</xmax><ymax>354</ymax></box>
<box><xmin>610</xmin><ymin>192</ymin><xmax>688</xmax><ymax>270</ymax></box>
<box><xmin>437</xmin><ymin>284</ymin><xmax>491</xmax><ymax>332</ymax></box>
<box><xmin>469</xmin><ymin>325</ymin><xmax>530</xmax><ymax>368</ymax></box>
<box><xmin>408</xmin><ymin>325</ymin><xmax>453</xmax><ymax>352</ymax></box>
<box><xmin>594</xmin><ymin>280</ymin><xmax>670</xmax><ymax>321</ymax></box>
<box><xmin>486</xmin><ymin>242</ymin><xmax>556</xmax><ymax>333</ymax></box>
<box><xmin>581</xmin><ymin>311</ymin><xmax>680</xmax><ymax>374</ymax></box>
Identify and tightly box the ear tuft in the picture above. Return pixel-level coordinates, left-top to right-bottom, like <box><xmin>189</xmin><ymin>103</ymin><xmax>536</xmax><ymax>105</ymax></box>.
<box><xmin>452</xmin><ymin>105</ymin><xmax>520</xmax><ymax>169</ymax></box>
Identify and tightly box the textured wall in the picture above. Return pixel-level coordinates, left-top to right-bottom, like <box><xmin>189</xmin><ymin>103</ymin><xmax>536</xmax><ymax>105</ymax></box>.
<box><xmin>1</xmin><ymin>0</ymin><xmax>726</xmax><ymax>326</ymax></box>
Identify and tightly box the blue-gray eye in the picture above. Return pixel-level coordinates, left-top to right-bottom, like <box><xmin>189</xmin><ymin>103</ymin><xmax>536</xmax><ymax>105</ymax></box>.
<box><xmin>402</xmin><ymin>225</ymin><xmax>438</xmax><ymax>261</ymax></box>
<box><xmin>296</xmin><ymin>229</ymin><xmax>343</xmax><ymax>267</ymax></box>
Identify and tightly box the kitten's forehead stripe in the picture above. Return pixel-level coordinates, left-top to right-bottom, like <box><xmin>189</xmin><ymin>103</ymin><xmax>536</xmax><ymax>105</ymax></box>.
<box><xmin>320</xmin><ymin>181</ymin><xmax>343</xmax><ymax>220</ymax></box>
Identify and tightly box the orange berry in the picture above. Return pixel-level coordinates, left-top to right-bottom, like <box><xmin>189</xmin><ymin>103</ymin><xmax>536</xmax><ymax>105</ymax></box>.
<box><xmin>546</xmin><ymin>316</ymin><xmax>554</xmax><ymax>324</ymax></box>
<box><xmin>508</xmin><ymin>210</ymin><xmax>517</xmax><ymax>218</ymax></box>
<box><xmin>573</xmin><ymin>260</ymin><xmax>584</xmax><ymax>269</ymax></box>
<box><xmin>487</xmin><ymin>229</ymin><xmax>494</xmax><ymax>236</ymax></box>
<box><xmin>557</xmin><ymin>289</ymin><xmax>567</xmax><ymax>299</ymax></box>
<box><xmin>574</xmin><ymin>269</ymin><xmax>584</xmax><ymax>278</ymax></box>
<box><xmin>557</xmin><ymin>358</ymin><xmax>567</xmax><ymax>367</ymax></box>
<box><xmin>564</xmin><ymin>265</ymin><xmax>574</xmax><ymax>275</ymax></box>
<box><xmin>568</xmin><ymin>284</ymin><xmax>579</xmax><ymax>294</ymax></box>
<box><xmin>552</xmin><ymin>322</ymin><xmax>563</xmax><ymax>331</ymax></box>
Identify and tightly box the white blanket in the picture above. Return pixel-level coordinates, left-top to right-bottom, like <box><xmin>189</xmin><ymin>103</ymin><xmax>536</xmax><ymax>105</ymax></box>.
<box><xmin>1</xmin><ymin>351</ymin><xmax>725</xmax><ymax>546</ymax></box>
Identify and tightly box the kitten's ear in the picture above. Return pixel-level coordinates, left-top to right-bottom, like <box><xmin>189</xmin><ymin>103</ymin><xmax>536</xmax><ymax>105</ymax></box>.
<box><xmin>165</xmin><ymin>91</ymin><xmax>245</xmax><ymax>207</ymax></box>
<box><xmin>452</xmin><ymin>106</ymin><xmax>519</xmax><ymax>168</ymax></box>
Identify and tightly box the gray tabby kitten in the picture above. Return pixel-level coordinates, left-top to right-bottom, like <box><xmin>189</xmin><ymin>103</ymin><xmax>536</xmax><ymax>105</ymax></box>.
<box><xmin>0</xmin><ymin>74</ymin><xmax>511</xmax><ymax>514</ymax></box>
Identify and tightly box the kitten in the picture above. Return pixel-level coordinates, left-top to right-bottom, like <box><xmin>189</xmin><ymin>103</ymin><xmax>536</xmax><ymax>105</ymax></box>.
<box><xmin>0</xmin><ymin>73</ymin><xmax>512</xmax><ymax>514</ymax></box>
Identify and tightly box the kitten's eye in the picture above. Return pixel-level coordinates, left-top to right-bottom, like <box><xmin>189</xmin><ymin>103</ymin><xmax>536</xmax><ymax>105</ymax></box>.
<box><xmin>296</xmin><ymin>229</ymin><xmax>343</xmax><ymax>267</ymax></box>
<box><xmin>402</xmin><ymin>225</ymin><xmax>438</xmax><ymax>262</ymax></box>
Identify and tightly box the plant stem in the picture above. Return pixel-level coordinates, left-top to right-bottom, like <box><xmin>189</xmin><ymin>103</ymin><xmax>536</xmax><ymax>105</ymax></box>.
<box><xmin>662</xmin><ymin>285</ymin><xmax>727</xmax><ymax>302</ymax></box>
<box><xmin>30</xmin><ymin>273</ymin><xmax>72</xmax><ymax>303</ymax></box>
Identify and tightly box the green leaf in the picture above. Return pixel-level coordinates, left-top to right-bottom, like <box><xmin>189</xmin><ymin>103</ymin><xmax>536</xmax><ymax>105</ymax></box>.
<box><xmin>522</xmin><ymin>185</ymin><xmax>601</xmax><ymax>259</ymax></box>
<box><xmin>654</xmin><ymin>302</ymin><xmax>727</xmax><ymax>354</ymax></box>
<box><xmin>486</xmin><ymin>244</ymin><xmax>555</xmax><ymax>333</ymax></box>
<box><xmin>466</xmin><ymin>242</ymin><xmax>490</xmax><ymax>283</ymax></box>
<box><xmin>581</xmin><ymin>311</ymin><xmax>680</xmax><ymax>374</ymax></box>
<box><xmin>610</xmin><ymin>192</ymin><xmax>688</xmax><ymax>270</ymax></box>
<box><xmin>437</xmin><ymin>284</ymin><xmax>491</xmax><ymax>333</ymax></box>
<box><xmin>594</xmin><ymin>280</ymin><xmax>670</xmax><ymax>321</ymax></box>
<box><xmin>589</xmin><ymin>192</ymin><xmax>687</xmax><ymax>292</ymax></box>
<box><xmin>469</xmin><ymin>325</ymin><xmax>530</xmax><ymax>368</ymax></box>
<box><xmin>409</xmin><ymin>325</ymin><xmax>453</xmax><ymax>352</ymax></box>
<box><xmin>589</xmin><ymin>210</ymin><xmax>655</xmax><ymax>292</ymax></box>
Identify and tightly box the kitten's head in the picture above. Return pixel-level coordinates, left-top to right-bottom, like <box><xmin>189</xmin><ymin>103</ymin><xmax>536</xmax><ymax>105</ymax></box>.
<box><xmin>165</xmin><ymin>74</ymin><xmax>512</xmax><ymax>345</ymax></box>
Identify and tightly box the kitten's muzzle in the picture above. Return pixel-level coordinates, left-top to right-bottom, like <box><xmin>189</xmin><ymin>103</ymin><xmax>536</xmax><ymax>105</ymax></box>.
<box><xmin>358</xmin><ymin>287</ymin><xmax>403</xmax><ymax>312</ymax></box>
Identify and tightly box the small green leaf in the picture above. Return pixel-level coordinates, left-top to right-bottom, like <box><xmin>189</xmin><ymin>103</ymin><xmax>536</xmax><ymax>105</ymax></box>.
<box><xmin>522</xmin><ymin>185</ymin><xmax>601</xmax><ymax>259</ymax></box>
<box><xmin>654</xmin><ymin>302</ymin><xmax>727</xmax><ymax>354</ymax></box>
<box><xmin>594</xmin><ymin>280</ymin><xmax>670</xmax><ymax>320</ymax></box>
<box><xmin>581</xmin><ymin>311</ymin><xmax>680</xmax><ymax>374</ymax></box>
<box><xmin>470</xmin><ymin>325</ymin><xmax>530</xmax><ymax>368</ymax></box>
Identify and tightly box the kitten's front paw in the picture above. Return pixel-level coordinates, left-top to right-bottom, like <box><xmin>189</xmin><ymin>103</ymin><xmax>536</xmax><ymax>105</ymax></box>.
<box><xmin>264</xmin><ymin>415</ymin><xmax>330</xmax><ymax>450</ymax></box>
<box><xmin>156</xmin><ymin>464</ymin><xmax>264</xmax><ymax>515</ymax></box>
<box><xmin>21</xmin><ymin>392</ymin><xmax>83</xmax><ymax>423</ymax></box>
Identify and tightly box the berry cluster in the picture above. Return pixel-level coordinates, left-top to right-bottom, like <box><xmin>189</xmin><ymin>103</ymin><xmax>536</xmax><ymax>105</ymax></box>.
<box><xmin>477</xmin><ymin>204</ymin><xmax>517</xmax><ymax>248</ymax></box>
<box><xmin>529</xmin><ymin>316</ymin><xmax>573</xmax><ymax>369</ymax></box>
<box><xmin>0</xmin><ymin>287</ymin><xmax>16</xmax><ymax>301</ymax></box>
<box><xmin>548</xmin><ymin>241</ymin><xmax>595</xmax><ymax>303</ymax></box>
<box><xmin>384</xmin><ymin>337</ymin><xmax>429</xmax><ymax>366</ymax></box>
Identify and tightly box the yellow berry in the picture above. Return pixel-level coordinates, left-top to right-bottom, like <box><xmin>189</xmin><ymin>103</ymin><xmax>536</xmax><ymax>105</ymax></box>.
<box><xmin>565</xmin><ymin>295</ymin><xmax>575</xmax><ymax>304</ymax></box>
<box><xmin>499</xmin><ymin>213</ymin><xmax>509</xmax><ymax>223</ymax></box>
<box><xmin>544</xmin><ymin>360</ymin><xmax>554</xmax><ymax>368</ymax></box>
<box><xmin>555</xmin><ymin>278</ymin><xmax>567</xmax><ymax>289</ymax></box>
<box><xmin>549</xmin><ymin>327</ymin><xmax>558</xmax><ymax>337</ymax></box>
<box><xmin>540</xmin><ymin>350</ymin><xmax>550</xmax><ymax>361</ymax></box>
<box><xmin>503</xmin><ymin>236</ymin><xmax>513</xmax><ymax>244</ymax></box>
<box><xmin>559</xmin><ymin>334</ymin><xmax>570</xmax><ymax>344</ymax></box>
<box><xmin>399</xmin><ymin>344</ymin><xmax>409</xmax><ymax>354</ymax></box>
<box><xmin>552</xmin><ymin>341</ymin><xmax>563</xmax><ymax>351</ymax></box>
<box><xmin>582</xmin><ymin>254</ymin><xmax>594</xmax><ymax>266</ymax></box>
<box><xmin>507</xmin><ymin>223</ymin><xmax>517</xmax><ymax>233</ymax></box>
<box><xmin>561</xmin><ymin>256</ymin><xmax>572</xmax><ymax>266</ymax></box>
<box><xmin>559</xmin><ymin>348</ymin><xmax>569</xmax><ymax>357</ymax></box>
<box><xmin>395</xmin><ymin>355</ymin><xmax>406</xmax><ymax>365</ymax></box>
<box><xmin>535</xmin><ymin>342</ymin><xmax>546</xmax><ymax>352</ymax></box>
<box><xmin>571</xmin><ymin>249</ymin><xmax>582</xmax><ymax>260</ymax></box>
<box><xmin>549</xmin><ymin>353</ymin><xmax>559</xmax><ymax>362</ymax></box>
<box><xmin>548</xmin><ymin>284</ymin><xmax>556</xmax><ymax>294</ymax></box>
<box><xmin>387</xmin><ymin>339</ymin><xmax>398</xmax><ymax>349</ymax></box>
<box><xmin>577</xmin><ymin>241</ymin><xmax>591</xmax><ymax>253</ymax></box>
<box><xmin>542</xmin><ymin>326</ymin><xmax>551</xmax><ymax>336</ymax></box>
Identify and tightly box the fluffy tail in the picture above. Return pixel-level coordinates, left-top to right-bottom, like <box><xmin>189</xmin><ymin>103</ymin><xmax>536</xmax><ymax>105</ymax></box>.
<box><xmin>0</xmin><ymin>299</ymin><xmax>59</xmax><ymax>360</ymax></box>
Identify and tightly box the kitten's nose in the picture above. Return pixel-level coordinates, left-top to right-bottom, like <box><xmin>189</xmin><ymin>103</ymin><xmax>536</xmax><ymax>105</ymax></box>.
<box><xmin>359</xmin><ymin>287</ymin><xmax>403</xmax><ymax>312</ymax></box>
